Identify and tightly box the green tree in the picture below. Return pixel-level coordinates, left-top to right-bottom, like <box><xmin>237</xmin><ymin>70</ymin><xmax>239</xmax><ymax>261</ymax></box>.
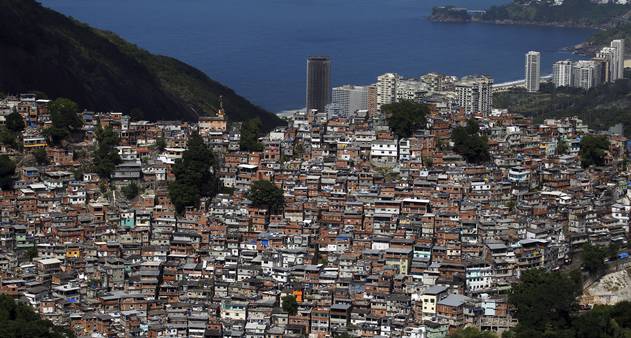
<box><xmin>240</xmin><ymin>118</ymin><xmax>264</xmax><ymax>151</ymax></box>
<box><xmin>5</xmin><ymin>111</ymin><xmax>24</xmax><ymax>133</ymax></box>
<box><xmin>73</xmin><ymin>168</ymin><xmax>84</xmax><ymax>181</ymax></box>
<box><xmin>169</xmin><ymin>181</ymin><xmax>200</xmax><ymax>214</ymax></box>
<box><xmin>452</xmin><ymin>119</ymin><xmax>490</xmax><ymax>164</ymax></box>
<box><xmin>572</xmin><ymin>305</ymin><xmax>616</xmax><ymax>338</ymax></box>
<box><xmin>557</xmin><ymin>138</ymin><xmax>569</xmax><ymax>155</ymax></box>
<box><xmin>506</xmin><ymin>273</ymin><xmax>631</xmax><ymax>338</ymax></box>
<box><xmin>565</xmin><ymin>301</ymin><xmax>631</xmax><ymax>338</ymax></box>
<box><xmin>248</xmin><ymin>180</ymin><xmax>285</xmax><ymax>213</ymax></box>
<box><xmin>45</xmin><ymin>98</ymin><xmax>83</xmax><ymax>145</ymax></box>
<box><xmin>122</xmin><ymin>182</ymin><xmax>140</xmax><ymax>200</ymax></box>
<box><xmin>465</xmin><ymin>118</ymin><xmax>481</xmax><ymax>134</ymax></box>
<box><xmin>0</xmin><ymin>155</ymin><xmax>16</xmax><ymax>190</ymax></box>
<box><xmin>49</xmin><ymin>98</ymin><xmax>82</xmax><ymax>130</ymax></box>
<box><xmin>93</xmin><ymin>126</ymin><xmax>121</xmax><ymax>178</ymax></box>
<box><xmin>169</xmin><ymin>132</ymin><xmax>218</xmax><ymax>214</ymax></box>
<box><xmin>25</xmin><ymin>246</ymin><xmax>38</xmax><ymax>261</ymax></box>
<box><xmin>581</xmin><ymin>244</ymin><xmax>608</xmax><ymax>277</ymax></box>
<box><xmin>509</xmin><ymin>269</ymin><xmax>581</xmax><ymax>333</ymax></box>
<box><xmin>281</xmin><ymin>294</ymin><xmax>298</xmax><ymax>315</ymax></box>
<box><xmin>0</xmin><ymin>294</ymin><xmax>74</xmax><ymax>337</ymax></box>
<box><xmin>382</xmin><ymin>100</ymin><xmax>429</xmax><ymax>138</ymax></box>
<box><xmin>44</xmin><ymin>122</ymin><xmax>70</xmax><ymax>146</ymax></box>
<box><xmin>579</xmin><ymin>135</ymin><xmax>610</xmax><ymax>168</ymax></box>
<box><xmin>449</xmin><ymin>327</ymin><xmax>497</xmax><ymax>338</ymax></box>
<box><xmin>607</xmin><ymin>242</ymin><xmax>621</xmax><ymax>261</ymax></box>
<box><xmin>155</xmin><ymin>136</ymin><xmax>166</xmax><ymax>152</ymax></box>
<box><xmin>0</xmin><ymin>128</ymin><xmax>18</xmax><ymax>149</ymax></box>
<box><xmin>32</xmin><ymin>149</ymin><xmax>49</xmax><ymax>166</ymax></box>
<box><xmin>608</xmin><ymin>301</ymin><xmax>631</xmax><ymax>329</ymax></box>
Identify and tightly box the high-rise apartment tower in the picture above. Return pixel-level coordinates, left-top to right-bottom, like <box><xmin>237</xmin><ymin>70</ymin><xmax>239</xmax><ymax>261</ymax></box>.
<box><xmin>525</xmin><ymin>51</ymin><xmax>541</xmax><ymax>93</ymax></box>
<box><xmin>306</xmin><ymin>56</ymin><xmax>332</xmax><ymax>112</ymax></box>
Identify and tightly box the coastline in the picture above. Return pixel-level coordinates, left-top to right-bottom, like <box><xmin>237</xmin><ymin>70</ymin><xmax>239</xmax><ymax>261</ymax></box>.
<box><xmin>429</xmin><ymin>15</ymin><xmax>607</xmax><ymax>29</ymax></box>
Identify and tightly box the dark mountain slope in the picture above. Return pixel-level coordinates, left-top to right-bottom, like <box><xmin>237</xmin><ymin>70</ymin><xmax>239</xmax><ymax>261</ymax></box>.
<box><xmin>0</xmin><ymin>0</ymin><xmax>283</xmax><ymax>130</ymax></box>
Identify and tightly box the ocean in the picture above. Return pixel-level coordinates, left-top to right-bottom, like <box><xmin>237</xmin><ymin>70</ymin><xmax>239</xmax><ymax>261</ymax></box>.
<box><xmin>41</xmin><ymin>0</ymin><xmax>594</xmax><ymax>112</ymax></box>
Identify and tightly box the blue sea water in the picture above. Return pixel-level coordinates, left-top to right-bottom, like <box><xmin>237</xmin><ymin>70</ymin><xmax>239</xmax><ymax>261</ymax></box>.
<box><xmin>41</xmin><ymin>0</ymin><xmax>594</xmax><ymax>112</ymax></box>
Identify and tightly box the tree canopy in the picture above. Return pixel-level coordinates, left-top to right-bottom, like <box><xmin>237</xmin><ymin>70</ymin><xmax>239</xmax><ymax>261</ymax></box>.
<box><xmin>5</xmin><ymin>111</ymin><xmax>24</xmax><ymax>133</ymax></box>
<box><xmin>448</xmin><ymin>327</ymin><xmax>496</xmax><ymax>338</ymax></box>
<box><xmin>570</xmin><ymin>302</ymin><xmax>631</xmax><ymax>338</ymax></box>
<box><xmin>509</xmin><ymin>269</ymin><xmax>582</xmax><ymax>333</ymax></box>
<box><xmin>496</xmin><ymin>268</ymin><xmax>631</xmax><ymax>338</ymax></box>
<box><xmin>494</xmin><ymin>79</ymin><xmax>631</xmax><ymax>138</ymax></box>
<box><xmin>452</xmin><ymin>119</ymin><xmax>490</xmax><ymax>164</ymax></box>
<box><xmin>581</xmin><ymin>243</ymin><xmax>609</xmax><ymax>277</ymax></box>
<box><xmin>0</xmin><ymin>155</ymin><xmax>16</xmax><ymax>190</ymax></box>
<box><xmin>122</xmin><ymin>182</ymin><xmax>140</xmax><ymax>200</ymax></box>
<box><xmin>248</xmin><ymin>180</ymin><xmax>285</xmax><ymax>213</ymax></box>
<box><xmin>0</xmin><ymin>110</ymin><xmax>24</xmax><ymax>150</ymax></box>
<box><xmin>169</xmin><ymin>132</ymin><xmax>218</xmax><ymax>214</ymax></box>
<box><xmin>557</xmin><ymin>137</ymin><xmax>569</xmax><ymax>155</ymax></box>
<box><xmin>93</xmin><ymin>126</ymin><xmax>121</xmax><ymax>178</ymax></box>
<box><xmin>579</xmin><ymin>135</ymin><xmax>610</xmax><ymax>168</ymax></box>
<box><xmin>45</xmin><ymin>98</ymin><xmax>83</xmax><ymax>145</ymax></box>
<box><xmin>26</xmin><ymin>246</ymin><xmax>38</xmax><ymax>261</ymax></box>
<box><xmin>240</xmin><ymin>118</ymin><xmax>264</xmax><ymax>152</ymax></box>
<box><xmin>32</xmin><ymin>149</ymin><xmax>49</xmax><ymax>166</ymax></box>
<box><xmin>155</xmin><ymin>136</ymin><xmax>166</xmax><ymax>152</ymax></box>
<box><xmin>0</xmin><ymin>294</ymin><xmax>74</xmax><ymax>337</ymax></box>
<box><xmin>0</xmin><ymin>128</ymin><xmax>18</xmax><ymax>149</ymax></box>
<box><xmin>382</xmin><ymin>100</ymin><xmax>429</xmax><ymax>138</ymax></box>
<box><xmin>281</xmin><ymin>294</ymin><xmax>298</xmax><ymax>315</ymax></box>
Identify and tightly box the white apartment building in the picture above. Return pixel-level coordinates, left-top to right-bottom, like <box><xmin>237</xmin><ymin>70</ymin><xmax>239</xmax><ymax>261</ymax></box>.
<box><xmin>525</xmin><ymin>51</ymin><xmax>541</xmax><ymax>93</ymax></box>
<box><xmin>572</xmin><ymin>60</ymin><xmax>600</xmax><ymax>90</ymax></box>
<box><xmin>508</xmin><ymin>166</ymin><xmax>531</xmax><ymax>183</ymax></box>
<box><xmin>399</xmin><ymin>138</ymin><xmax>411</xmax><ymax>161</ymax></box>
<box><xmin>376</xmin><ymin>73</ymin><xmax>400</xmax><ymax>108</ymax></box>
<box><xmin>612</xmin><ymin>203</ymin><xmax>630</xmax><ymax>230</ymax></box>
<box><xmin>396</xmin><ymin>79</ymin><xmax>427</xmax><ymax>102</ymax></box>
<box><xmin>553</xmin><ymin>60</ymin><xmax>573</xmax><ymax>87</ymax></box>
<box><xmin>370</xmin><ymin>140</ymin><xmax>398</xmax><ymax>163</ymax></box>
<box><xmin>421</xmin><ymin>72</ymin><xmax>455</xmax><ymax>92</ymax></box>
<box><xmin>116</xmin><ymin>146</ymin><xmax>138</xmax><ymax>161</ymax></box>
<box><xmin>594</xmin><ymin>43</ymin><xmax>627</xmax><ymax>84</ymax></box>
<box><xmin>455</xmin><ymin>75</ymin><xmax>493</xmax><ymax>115</ymax></box>
<box><xmin>596</xmin><ymin>47</ymin><xmax>617</xmax><ymax>82</ymax></box>
<box><xmin>611</xmin><ymin>39</ymin><xmax>625</xmax><ymax>80</ymax></box>
<box><xmin>330</xmin><ymin>85</ymin><xmax>369</xmax><ymax>116</ymax></box>
<box><xmin>466</xmin><ymin>264</ymin><xmax>493</xmax><ymax>292</ymax></box>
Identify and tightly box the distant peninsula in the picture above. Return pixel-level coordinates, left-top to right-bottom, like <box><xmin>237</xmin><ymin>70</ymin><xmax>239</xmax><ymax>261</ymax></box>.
<box><xmin>430</xmin><ymin>0</ymin><xmax>631</xmax><ymax>29</ymax></box>
<box><xmin>430</xmin><ymin>0</ymin><xmax>631</xmax><ymax>57</ymax></box>
<box><xmin>429</xmin><ymin>6</ymin><xmax>481</xmax><ymax>23</ymax></box>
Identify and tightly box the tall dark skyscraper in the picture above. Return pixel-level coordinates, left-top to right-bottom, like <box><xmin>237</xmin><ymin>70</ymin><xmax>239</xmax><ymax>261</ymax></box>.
<box><xmin>306</xmin><ymin>56</ymin><xmax>331</xmax><ymax>112</ymax></box>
